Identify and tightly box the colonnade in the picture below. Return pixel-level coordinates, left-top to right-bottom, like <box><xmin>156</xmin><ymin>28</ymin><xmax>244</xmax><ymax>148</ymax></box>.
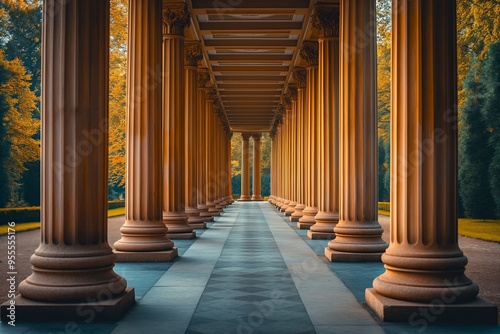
<box><xmin>238</xmin><ymin>133</ymin><xmax>264</xmax><ymax>201</ymax></box>
<box><xmin>2</xmin><ymin>0</ymin><xmax>232</xmax><ymax>321</ymax></box>
<box><xmin>1</xmin><ymin>0</ymin><xmax>494</xmax><ymax>325</ymax></box>
<box><xmin>269</xmin><ymin>0</ymin><xmax>494</xmax><ymax>322</ymax></box>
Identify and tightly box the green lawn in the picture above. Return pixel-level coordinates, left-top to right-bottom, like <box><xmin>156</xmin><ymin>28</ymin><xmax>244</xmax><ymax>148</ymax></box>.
<box><xmin>0</xmin><ymin>207</ymin><xmax>125</xmax><ymax>235</ymax></box>
<box><xmin>378</xmin><ymin>211</ymin><xmax>499</xmax><ymax>243</ymax></box>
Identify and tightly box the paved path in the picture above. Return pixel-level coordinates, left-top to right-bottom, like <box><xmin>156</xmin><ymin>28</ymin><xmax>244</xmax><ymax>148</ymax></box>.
<box><xmin>0</xmin><ymin>202</ymin><xmax>498</xmax><ymax>333</ymax></box>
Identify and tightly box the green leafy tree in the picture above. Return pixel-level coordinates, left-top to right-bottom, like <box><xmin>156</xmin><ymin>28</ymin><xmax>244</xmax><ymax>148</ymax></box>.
<box><xmin>458</xmin><ymin>56</ymin><xmax>496</xmax><ymax>218</ymax></box>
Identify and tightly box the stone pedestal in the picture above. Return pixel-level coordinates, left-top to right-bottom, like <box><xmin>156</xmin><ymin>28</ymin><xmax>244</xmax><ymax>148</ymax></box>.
<box><xmin>114</xmin><ymin>0</ymin><xmax>177</xmax><ymax>261</ymax></box>
<box><xmin>298</xmin><ymin>42</ymin><xmax>319</xmax><ymax>230</ymax></box>
<box><xmin>2</xmin><ymin>0</ymin><xmax>134</xmax><ymax>322</ymax></box>
<box><xmin>325</xmin><ymin>0</ymin><xmax>387</xmax><ymax>261</ymax></box>
<box><xmin>239</xmin><ymin>133</ymin><xmax>252</xmax><ymax>201</ymax></box>
<box><xmin>162</xmin><ymin>2</ymin><xmax>195</xmax><ymax>239</ymax></box>
<box><xmin>309</xmin><ymin>5</ymin><xmax>340</xmax><ymax>240</ymax></box>
<box><xmin>251</xmin><ymin>134</ymin><xmax>263</xmax><ymax>201</ymax></box>
<box><xmin>366</xmin><ymin>0</ymin><xmax>497</xmax><ymax>323</ymax></box>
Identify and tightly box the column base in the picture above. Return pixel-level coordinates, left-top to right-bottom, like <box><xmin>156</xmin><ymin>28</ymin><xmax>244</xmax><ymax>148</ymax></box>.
<box><xmin>324</xmin><ymin>247</ymin><xmax>383</xmax><ymax>262</ymax></box>
<box><xmin>239</xmin><ymin>195</ymin><xmax>251</xmax><ymax>201</ymax></box>
<box><xmin>280</xmin><ymin>200</ymin><xmax>290</xmax><ymax>212</ymax></box>
<box><xmin>307</xmin><ymin>230</ymin><xmax>336</xmax><ymax>240</ymax></box>
<box><xmin>1</xmin><ymin>288</ymin><xmax>135</xmax><ymax>323</ymax></box>
<box><xmin>297</xmin><ymin>221</ymin><xmax>314</xmax><ymax>229</ymax></box>
<box><xmin>251</xmin><ymin>195</ymin><xmax>263</xmax><ymax>201</ymax></box>
<box><xmin>189</xmin><ymin>222</ymin><xmax>207</xmax><ymax>229</ymax></box>
<box><xmin>114</xmin><ymin>248</ymin><xmax>178</xmax><ymax>262</ymax></box>
<box><xmin>284</xmin><ymin>202</ymin><xmax>297</xmax><ymax>216</ymax></box>
<box><xmin>365</xmin><ymin>288</ymin><xmax>498</xmax><ymax>324</ymax></box>
<box><xmin>166</xmin><ymin>231</ymin><xmax>196</xmax><ymax>239</ymax></box>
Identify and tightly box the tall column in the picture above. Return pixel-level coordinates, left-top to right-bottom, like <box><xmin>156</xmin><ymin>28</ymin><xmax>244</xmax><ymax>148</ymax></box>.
<box><xmin>204</xmin><ymin>87</ymin><xmax>218</xmax><ymax>215</ymax></box>
<box><xmin>280</xmin><ymin>101</ymin><xmax>291</xmax><ymax>212</ymax></box>
<box><xmin>239</xmin><ymin>133</ymin><xmax>252</xmax><ymax>201</ymax></box>
<box><xmin>252</xmin><ymin>133</ymin><xmax>263</xmax><ymax>200</ymax></box>
<box><xmin>196</xmin><ymin>69</ymin><xmax>213</xmax><ymax>222</ymax></box>
<box><xmin>227</xmin><ymin>132</ymin><xmax>234</xmax><ymax>203</ymax></box>
<box><xmin>275</xmin><ymin>109</ymin><xmax>286</xmax><ymax>209</ymax></box>
<box><xmin>184</xmin><ymin>41</ymin><xmax>205</xmax><ymax>229</ymax></box>
<box><xmin>366</xmin><ymin>0</ymin><xmax>496</xmax><ymax>323</ymax></box>
<box><xmin>325</xmin><ymin>0</ymin><xmax>387</xmax><ymax>261</ymax></box>
<box><xmin>114</xmin><ymin>0</ymin><xmax>178</xmax><ymax>261</ymax></box>
<box><xmin>298</xmin><ymin>41</ymin><xmax>319</xmax><ymax>229</ymax></box>
<box><xmin>162</xmin><ymin>2</ymin><xmax>195</xmax><ymax>239</ymax></box>
<box><xmin>285</xmin><ymin>86</ymin><xmax>298</xmax><ymax>215</ymax></box>
<box><xmin>269</xmin><ymin>133</ymin><xmax>276</xmax><ymax>204</ymax></box>
<box><xmin>291</xmin><ymin>69</ymin><xmax>307</xmax><ymax>222</ymax></box>
<box><xmin>8</xmin><ymin>0</ymin><xmax>134</xmax><ymax>320</ymax></box>
<box><xmin>309</xmin><ymin>4</ymin><xmax>340</xmax><ymax>240</ymax></box>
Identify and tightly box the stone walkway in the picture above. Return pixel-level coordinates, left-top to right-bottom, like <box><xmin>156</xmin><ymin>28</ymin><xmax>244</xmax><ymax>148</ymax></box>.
<box><xmin>0</xmin><ymin>202</ymin><xmax>498</xmax><ymax>333</ymax></box>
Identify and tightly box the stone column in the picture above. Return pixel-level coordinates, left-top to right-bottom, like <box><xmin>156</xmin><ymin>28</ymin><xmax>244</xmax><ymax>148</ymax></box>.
<box><xmin>196</xmin><ymin>69</ymin><xmax>213</xmax><ymax>222</ymax></box>
<box><xmin>285</xmin><ymin>85</ymin><xmax>298</xmax><ymax>215</ymax></box>
<box><xmin>204</xmin><ymin>87</ymin><xmax>217</xmax><ymax>215</ymax></box>
<box><xmin>309</xmin><ymin>4</ymin><xmax>340</xmax><ymax>240</ymax></box>
<box><xmin>291</xmin><ymin>69</ymin><xmax>307</xmax><ymax>222</ymax></box>
<box><xmin>184</xmin><ymin>41</ymin><xmax>205</xmax><ymax>229</ymax></box>
<box><xmin>298</xmin><ymin>41</ymin><xmax>319</xmax><ymax>229</ymax></box>
<box><xmin>162</xmin><ymin>2</ymin><xmax>195</xmax><ymax>239</ymax></box>
<box><xmin>114</xmin><ymin>0</ymin><xmax>178</xmax><ymax>261</ymax></box>
<box><xmin>227</xmin><ymin>132</ymin><xmax>234</xmax><ymax>203</ymax></box>
<box><xmin>8</xmin><ymin>0</ymin><xmax>134</xmax><ymax>320</ymax></box>
<box><xmin>325</xmin><ymin>0</ymin><xmax>387</xmax><ymax>261</ymax></box>
<box><xmin>239</xmin><ymin>133</ymin><xmax>252</xmax><ymax>201</ymax></box>
<box><xmin>280</xmin><ymin>100</ymin><xmax>291</xmax><ymax>212</ymax></box>
<box><xmin>275</xmin><ymin>109</ymin><xmax>286</xmax><ymax>209</ymax></box>
<box><xmin>269</xmin><ymin>133</ymin><xmax>276</xmax><ymax>204</ymax></box>
<box><xmin>365</xmin><ymin>0</ymin><xmax>496</xmax><ymax>323</ymax></box>
<box><xmin>252</xmin><ymin>133</ymin><xmax>263</xmax><ymax>200</ymax></box>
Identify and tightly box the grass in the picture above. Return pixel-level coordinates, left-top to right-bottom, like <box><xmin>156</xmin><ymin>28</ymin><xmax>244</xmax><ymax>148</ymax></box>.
<box><xmin>0</xmin><ymin>207</ymin><xmax>125</xmax><ymax>235</ymax></box>
<box><xmin>458</xmin><ymin>219</ymin><xmax>500</xmax><ymax>243</ymax></box>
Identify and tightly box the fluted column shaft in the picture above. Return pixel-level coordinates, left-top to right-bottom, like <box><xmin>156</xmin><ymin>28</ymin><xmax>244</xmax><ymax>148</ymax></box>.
<box><xmin>291</xmin><ymin>69</ymin><xmax>307</xmax><ymax>221</ymax></box>
<box><xmin>18</xmin><ymin>0</ymin><xmax>128</xmax><ymax>302</ymax></box>
<box><xmin>269</xmin><ymin>135</ymin><xmax>276</xmax><ymax>203</ymax></box>
<box><xmin>310</xmin><ymin>5</ymin><xmax>340</xmax><ymax>239</ymax></box>
<box><xmin>252</xmin><ymin>134</ymin><xmax>263</xmax><ymax>200</ymax></box>
<box><xmin>114</xmin><ymin>0</ymin><xmax>176</xmax><ymax>258</ymax></box>
<box><xmin>184</xmin><ymin>42</ymin><xmax>204</xmax><ymax>228</ymax></box>
<box><xmin>162</xmin><ymin>3</ymin><xmax>195</xmax><ymax>239</ymax></box>
<box><xmin>325</xmin><ymin>0</ymin><xmax>387</xmax><ymax>261</ymax></box>
<box><xmin>205</xmin><ymin>93</ymin><xmax>217</xmax><ymax>214</ymax></box>
<box><xmin>239</xmin><ymin>133</ymin><xmax>251</xmax><ymax>201</ymax></box>
<box><xmin>196</xmin><ymin>70</ymin><xmax>212</xmax><ymax>222</ymax></box>
<box><xmin>298</xmin><ymin>42</ymin><xmax>319</xmax><ymax>229</ymax></box>
<box><xmin>227</xmin><ymin>133</ymin><xmax>234</xmax><ymax>203</ymax></box>
<box><xmin>370</xmin><ymin>0</ymin><xmax>479</xmax><ymax>303</ymax></box>
<box><xmin>284</xmin><ymin>88</ymin><xmax>298</xmax><ymax>215</ymax></box>
<box><xmin>280</xmin><ymin>112</ymin><xmax>291</xmax><ymax>212</ymax></box>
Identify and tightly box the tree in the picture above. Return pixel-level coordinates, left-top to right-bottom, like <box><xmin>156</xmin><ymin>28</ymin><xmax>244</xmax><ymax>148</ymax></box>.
<box><xmin>458</xmin><ymin>56</ymin><xmax>496</xmax><ymax>219</ymax></box>
<box><xmin>482</xmin><ymin>42</ymin><xmax>500</xmax><ymax>217</ymax></box>
<box><xmin>0</xmin><ymin>49</ymin><xmax>40</xmax><ymax>206</ymax></box>
<box><xmin>108</xmin><ymin>0</ymin><xmax>128</xmax><ymax>199</ymax></box>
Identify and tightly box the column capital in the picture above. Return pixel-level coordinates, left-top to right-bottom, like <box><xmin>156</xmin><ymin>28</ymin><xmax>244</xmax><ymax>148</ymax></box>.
<box><xmin>162</xmin><ymin>2</ymin><xmax>190</xmax><ymax>36</ymax></box>
<box><xmin>242</xmin><ymin>133</ymin><xmax>252</xmax><ymax>141</ymax></box>
<box><xmin>292</xmin><ymin>67</ymin><xmax>307</xmax><ymax>88</ymax></box>
<box><xmin>206</xmin><ymin>86</ymin><xmax>217</xmax><ymax>101</ymax></box>
<box><xmin>312</xmin><ymin>4</ymin><xmax>340</xmax><ymax>38</ymax></box>
<box><xmin>252</xmin><ymin>133</ymin><xmax>262</xmax><ymax>141</ymax></box>
<box><xmin>281</xmin><ymin>93</ymin><xmax>292</xmax><ymax>111</ymax></box>
<box><xmin>184</xmin><ymin>41</ymin><xmax>203</xmax><ymax>66</ymax></box>
<box><xmin>287</xmin><ymin>84</ymin><xmax>298</xmax><ymax>101</ymax></box>
<box><xmin>197</xmin><ymin>68</ymin><xmax>210</xmax><ymax>88</ymax></box>
<box><xmin>299</xmin><ymin>41</ymin><xmax>319</xmax><ymax>66</ymax></box>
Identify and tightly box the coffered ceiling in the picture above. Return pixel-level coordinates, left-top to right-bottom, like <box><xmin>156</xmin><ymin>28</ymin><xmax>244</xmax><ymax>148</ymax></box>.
<box><xmin>185</xmin><ymin>0</ymin><xmax>329</xmax><ymax>133</ymax></box>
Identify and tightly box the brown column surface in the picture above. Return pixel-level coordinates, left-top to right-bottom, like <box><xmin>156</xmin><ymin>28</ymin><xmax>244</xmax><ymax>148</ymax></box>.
<box><xmin>252</xmin><ymin>134</ymin><xmax>263</xmax><ymax>200</ymax></box>
<box><xmin>280</xmin><ymin>108</ymin><xmax>290</xmax><ymax>212</ymax></box>
<box><xmin>298</xmin><ymin>41</ymin><xmax>319</xmax><ymax>229</ymax></box>
<box><xmin>285</xmin><ymin>85</ymin><xmax>298</xmax><ymax>215</ymax></box>
<box><xmin>196</xmin><ymin>70</ymin><xmax>213</xmax><ymax>222</ymax></box>
<box><xmin>309</xmin><ymin>5</ymin><xmax>340</xmax><ymax>240</ymax></box>
<box><xmin>366</xmin><ymin>0</ymin><xmax>497</xmax><ymax>323</ymax></box>
<box><xmin>4</xmin><ymin>0</ymin><xmax>134</xmax><ymax>321</ymax></box>
<box><xmin>162</xmin><ymin>2</ymin><xmax>195</xmax><ymax>239</ymax></box>
<box><xmin>184</xmin><ymin>41</ymin><xmax>205</xmax><ymax>228</ymax></box>
<box><xmin>291</xmin><ymin>68</ymin><xmax>307</xmax><ymax>222</ymax></box>
<box><xmin>114</xmin><ymin>0</ymin><xmax>178</xmax><ymax>261</ymax></box>
<box><xmin>239</xmin><ymin>133</ymin><xmax>252</xmax><ymax>201</ymax></box>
